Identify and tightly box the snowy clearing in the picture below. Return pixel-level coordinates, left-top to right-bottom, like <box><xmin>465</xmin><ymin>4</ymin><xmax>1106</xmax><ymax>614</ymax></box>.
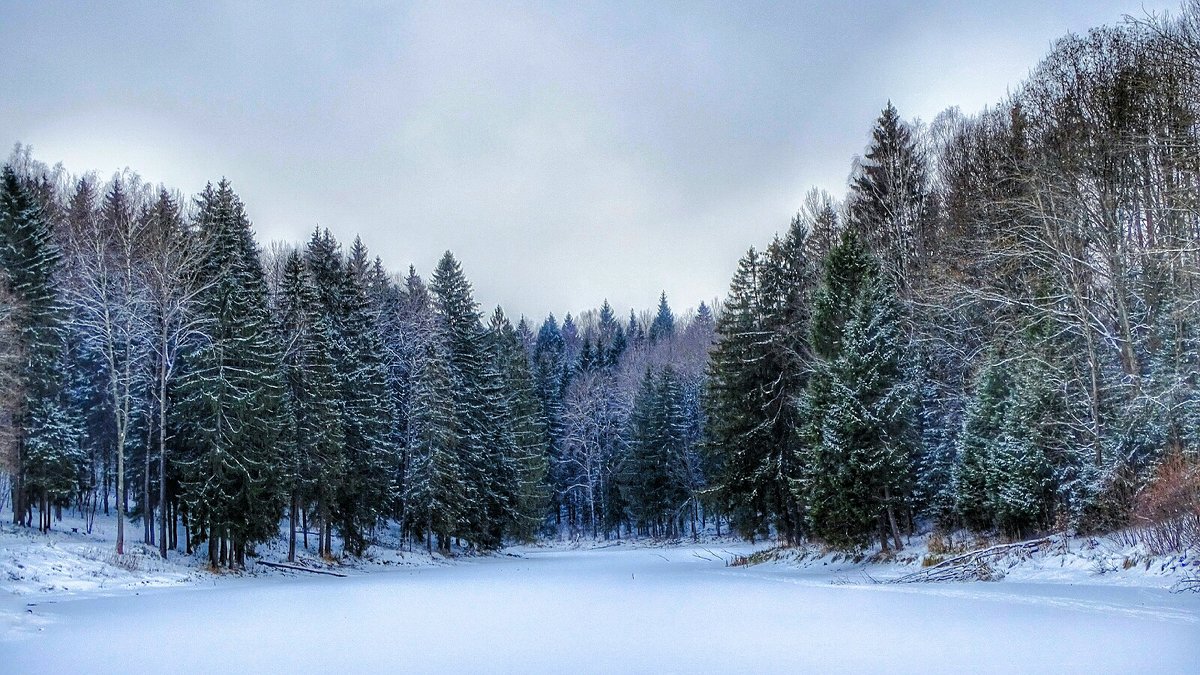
<box><xmin>4</xmin><ymin>542</ymin><xmax>1199</xmax><ymax>674</ymax></box>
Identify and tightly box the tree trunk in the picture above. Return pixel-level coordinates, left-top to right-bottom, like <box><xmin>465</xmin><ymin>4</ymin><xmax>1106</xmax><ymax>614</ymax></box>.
<box><xmin>288</xmin><ymin>493</ymin><xmax>297</xmax><ymax>563</ymax></box>
<box><xmin>885</xmin><ymin>486</ymin><xmax>903</xmax><ymax>551</ymax></box>
<box><xmin>102</xmin><ymin>449</ymin><xmax>110</xmax><ymax>517</ymax></box>
<box><xmin>144</xmin><ymin>417</ymin><xmax>152</xmax><ymax>546</ymax></box>
<box><xmin>116</xmin><ymin>439</ymin><xmax>125</xmax><ymax>555</ymax></box>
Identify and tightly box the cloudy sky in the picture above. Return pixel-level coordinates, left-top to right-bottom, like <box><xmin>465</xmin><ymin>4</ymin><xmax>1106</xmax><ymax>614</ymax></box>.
<box><xmin>0</xmin><ymin>0</ymin><xmax>1176</xmax><ymax>320</ymax></box>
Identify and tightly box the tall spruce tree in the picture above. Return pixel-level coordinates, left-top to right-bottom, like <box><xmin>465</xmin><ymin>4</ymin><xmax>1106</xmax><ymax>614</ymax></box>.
<box><xmin>429</xmin><ymin>251</ymin><xmax>492</xmax><ymax>547</ymax></box>
<box><xmin>625</xmin><ymin>367</ymin><xmax>689</xmax><ymax>537</ymax></box>
<box><xmin>487</xmin><ymin>308</ymin><xmax>550</xmax><ymax>541</ymax></box>
<box><xmin>705</xmin><ymin>247</ymin><xmax>775</xmax><ymax>538</ymax></box>
<box><xmin>848</xmin><ymin>102</ymin><xmax>932</xmax><ymax>284</ymax></box>
<box><xmin>0</xmin><ymin>166</ymin><xmax>78</xmax><ymax>531</ymax></box>
<box><xmin>277</xmin><ymin>251</ymin><xmax>344</xmax><ymax>560</ymax></box>
<box><xmin>173</xmin><ymin>180</ymin><xmax>284</xmax><ymax>568</ymax></box>
<box><xmin>800</xmin><ymin>230</ymin><xmax>914</xmax><ymax>550</ymax></box>
<box><xmin>334</xmin><ymin>242</ymin><xmax>393</xmax><ymax>556</ymax></box>
<box><xmin>954</xmin><ymin>355</ymin><xmax>1012</xmax><ymax>530</ymax></box>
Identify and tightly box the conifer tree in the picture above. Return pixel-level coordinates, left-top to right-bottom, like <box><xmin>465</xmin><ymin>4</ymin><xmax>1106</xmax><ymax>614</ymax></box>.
<box><xmin>648</xmin><ymin>292</ymin><xmax>676</xmax><ymax>345</ymax></box>
<box><xmin>0</xmin><ymin>166</ymin><xmax>78</xmax><ymax>531</ymax></box>
<box><xmin>848</xmin><ymin>102</ymin><xmax>932</xmax><ymax>283</ymax></box>
<box><xmin>334</xmin><ymin>244</ymin><xmax>393</xmax><ymax>555</ymax></box>
<box><xmin>173</xmin><ymin>180</ymin><xmax>284</xmax><ymax>568</ymax></box>
<box><xmin>405</xmin><ymin>336</ymin><xmax>463</xmax><ymax>553</ymax></box>
<box><xmin>705</xmin><ymin>248</ymin><xmax>773</xmax><ymax>537</ymax></box>
<box><xmin>533</xmin><ymin>314</ymin><xmax>568</xmax><ymax>526</ymax></box>
<box><xmin>625</xmin><ymin>368</ymin><xmax>689</xmax><ymax>537</ymax></box>
<box><xmin>989</xmin><ymin>356</ymin><xmax>1059</xmax><ymax>536</ymax></box>
<box><xmin>954</xmin><ymin>356</ymin><xmax>1012</xmax><ymax>530</ymax></box>
<box><xmin>800</xmin><ymin>230</ymin><xmax>914</xmax><ymax>550</ymax></box>
<box><xmin>487</xmin><ymin>308</ymin><xmax>550</xmax><ymax>541</ymax></box>
<box><xmin>429</xmin><ymin>251</ymin><xmax>492</xmax><ymax>546</ymax></box>
<box><xmin>277</xmin><ymin>251</ymin><xmax>344</xmax><ymax>560</ymax></box>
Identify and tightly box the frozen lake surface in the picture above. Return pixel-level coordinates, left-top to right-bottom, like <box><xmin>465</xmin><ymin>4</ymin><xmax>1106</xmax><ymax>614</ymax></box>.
<box><xmin>5</xmin><ymin>545</ymin><xmax>1199</xmax><ymax>673</ymax></box>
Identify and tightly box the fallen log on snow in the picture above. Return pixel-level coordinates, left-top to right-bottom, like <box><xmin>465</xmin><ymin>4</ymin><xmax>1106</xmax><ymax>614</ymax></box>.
<box><xmin>255</xmin><ymin>560</ymin><xmax>347</xmax><ymax>577</ymax></box>
<box><xmin>888</xmin><ymin>536</ymin><xmax>1058</xmax><ymax>584</ymax></box>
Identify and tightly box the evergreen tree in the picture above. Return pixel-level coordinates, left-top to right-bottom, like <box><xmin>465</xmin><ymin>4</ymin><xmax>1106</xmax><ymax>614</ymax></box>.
<box><xmin>488</xmin><ymin>308</ymin><xmax>550</xmax><ymax>541</ymax></box>
<box><xmin>800</xmin><ymin>230</ymin><xmax>914</xmax><ymax>550</ymax></box>
<box><xmin>625</xmin><ymin>367</ymin><xmax>689</xmax><ymax>537</ymax></box>
<box><xmin>705</xmin><ymin>247</ymin><xmax>773</xmax><ymax>538</ymax></box>
<box><xmin>0</xmin><ymin>166</ymin><xmax>78</xmax><ymax>530</ymax></box>
<box><xmin>277</xmin><ymin>251</ymin><xmax>344</xmax><ymax>560</ymax></box>
<box><xmin>172</xmin><ymin>180</ymin><xmax>284</xmax><ymax>568</ymax></box>
<box><xmin>533</xmin><ymin>313</ymin><xmax>568</xmax><ymax>526</ymax></box>
<box><xmin>848</xmin><ymin>102</ymin><xmax>932</xmax><ymax>283</ymax></box>
<box><xmin>989</xmin><ymin>356</ymin><xmax>1060</xmax><ymax>536</ymax></box>
<box><xmin>648</xmin><ymin>292</ymin><xmax>676</xmax><ymax>345</ymax></box>
<box><xmin>334</xmin><ymin>243</ymin><xmax>393</xmax><ymax>556</ymax></box>
<box><xmin>429</xmin><ymin>251</ymin><xmax>493</xmax><ymax>547</ymax></box>
<box><xmin>404</xmin><ymin>336</ymin><xmax>463</xmax><ymax>554</ymax></box>
<box><xmin>954</xmin><ymin>356</ymin><xmax>1012</xmax><ymax>530</ymax></box>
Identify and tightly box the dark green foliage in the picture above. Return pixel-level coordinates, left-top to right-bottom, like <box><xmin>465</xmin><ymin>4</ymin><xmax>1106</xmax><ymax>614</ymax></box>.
<box><xmin>277</xmin><ymin>251</ymin><xmax>344</xmax><ymax>556</ymax></box>
<box><xmin>954</xmin><ymin>357</ymin><xmax>1012</xmax><ymax>530</ymax></box>
<box><xmin>704</xmin><ymin>248</ymin><xmax>769</xmax><ymax>537</ymax></box>
<box><xmin>172</xmin><ymin>180</ymin><xmax>285</xmax><ymax>566</ymax></box>
<box><xmin>648</xmin><ymin>292</ymin><xmax>675</xmax><ymax>345</ymax></box>
<box><xmin>429</xmin><ymin>251</ymin><xmax>495</xmax><ymax>548</ymax></box>
<box><xmin>705</xmin><ymin>216</ymin><xmax>820</xmax><ymax>544</ymax></box>
<box><xmin>848</xmin><ymin>102</ymin><xmax>932</xmax><ymax>279</ymax></box>
<box><xmin>404</xmin><ymin>336</ymin><xmax>463</xmax><ymax>553</ymax></box>
<box><xmin>799</xmin><ymin>231</ymin><xmax>914</xmax><ymax>550</ymax></box>
<box><xmin>0</xmin><ymin>166</ymin><xmax>80</xmax><ymax>528</ymax></box>
<box><xmin>487</xmin><ymin>308</ymin><xmax>550</xmax><ymax>541</ymax></box>
<box><xmin>624</xmin><ymin>368</ymin><xmax>690</xmax><ymax>536</ymax></box>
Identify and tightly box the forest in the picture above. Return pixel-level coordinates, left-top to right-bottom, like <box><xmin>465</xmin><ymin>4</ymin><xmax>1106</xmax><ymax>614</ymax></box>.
<box><xmin>3</xmin><ymin>7</ymin><xmax>1200</xmax><ymax>568</ymax></box>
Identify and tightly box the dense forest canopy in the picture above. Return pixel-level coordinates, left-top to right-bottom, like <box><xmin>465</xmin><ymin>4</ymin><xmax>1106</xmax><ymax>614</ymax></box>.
<box><xmin>3</xmin><ymin>6</ymin><xmax>1200</xmax><ymax>564</ymax></box>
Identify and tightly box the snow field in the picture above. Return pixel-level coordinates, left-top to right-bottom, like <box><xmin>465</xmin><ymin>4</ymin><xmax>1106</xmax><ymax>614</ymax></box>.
<box><xmin>4</xmin><ymin>542</ymin><xmax>1199</xmax><ymax>674</ymax></box>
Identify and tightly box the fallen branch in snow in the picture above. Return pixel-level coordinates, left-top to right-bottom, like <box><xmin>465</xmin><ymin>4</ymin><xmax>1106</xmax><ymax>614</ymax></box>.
<box><xmin>1171</xmin><ymin>577</ymin><xmax>1200</xmax><ymax>593</ymax></box>
<box><xmin>255</xmin><ymin>560</ymin><xmax>347</xmax><ymax>577</ymax></box>
<box><xmin>888</xmin><ymin>537</ymin><xmax>1058</xmax><ymax>584</ymax></box>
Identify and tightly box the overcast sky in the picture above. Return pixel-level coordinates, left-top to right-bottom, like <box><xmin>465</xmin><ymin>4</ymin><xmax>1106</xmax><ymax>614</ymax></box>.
<box><xmin>0</xmin><ymin>0</ymin><xmax>1177</xmax><ymax>321</ymax></box>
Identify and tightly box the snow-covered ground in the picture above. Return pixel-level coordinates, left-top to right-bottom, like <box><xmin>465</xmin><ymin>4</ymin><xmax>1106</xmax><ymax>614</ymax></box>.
<box><xmin>0</xmin><ymin>511</ymin><xmax>448</xmax><ymax>601</ymax></box>
<box><xmin>3</xmin><ymin>529</ymin><xmax>1199</xmax><ymax>673</ymax></box>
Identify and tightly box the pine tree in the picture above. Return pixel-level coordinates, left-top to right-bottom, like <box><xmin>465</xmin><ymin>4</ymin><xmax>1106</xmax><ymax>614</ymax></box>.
<box><xmin>404</xmin><ymin>336</ymin><xmax>463</xmax><ymax>554</ymax></box>
<box><xmin>625</xmin><ymin>367</ymin><xmax>689</xmax><ymax>537</ymax></box>
<box><xmin>277</xmin><ymin>251</ymin><xmax>344</xmax><ymax>560</ymax></box>
<box><xmin>487</xmin><ymin>308</ymin><xmax>550</xmax><ymax>541</ymax></box>
<box><xmin>172</xmin><ymin>180</ymin><xmax>284</xmax><ymax>568</ymax></box>
<box><xmin>0</xmin><ymin>166</ymin><xmax>78</xmax><ymax>531</ymax></box>
<box><xmin>954</xmin><ymin>356</ymin><xmax>1012</xmax><ymax>530</ymax></box>
<box><xmin>801</xmin><ymin>230</ymin><xmax>914</xmax><ymax>550</ymax></box>
<box><xmin>990</xmin><ymin>356</ymin><xmax>1058</xmax><ymax>537</ymax></box>
<box><xmin>533</xmin><ymin>313</ymin><xmax>568</xmax><ymax>527</ymax></box>
<box><xmin>429</xmin><ymin>251</ymin><xmax>492</xmax><ymax>547</ymax></box>
<box><xmin>756</xmin><ymin>216</ymin><xmax>819</xmax><ymax>544</ymax></box>
<box><xmin>848</xmin><ymin>102</ymin><xmax>932</xmax><ymax>283</ymax></box>
<box><xmin>648</xmin><ymin>292</ymin><xmax>676</xmax><ymax>345</ymax></box>
<box><xmin>334</xmin><ymin>242</ymin><xmax>393</xmax><ymax>556</ymax></box>
<box><xmin>705</xmin><ymin>247</ymin><xmax>773</xmax><ymax>538</ymax></box>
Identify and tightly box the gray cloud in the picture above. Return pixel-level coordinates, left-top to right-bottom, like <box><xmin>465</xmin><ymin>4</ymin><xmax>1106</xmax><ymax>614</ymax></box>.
<box><xmin>0</xmin><ymin>0</ymin><xmax>1174</xmax><ymax>319</ymax></box>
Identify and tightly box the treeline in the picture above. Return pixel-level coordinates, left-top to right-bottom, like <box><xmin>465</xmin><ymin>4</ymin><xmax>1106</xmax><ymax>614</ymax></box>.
<box><xmin>5</xmin><ymin>7</ymin><xmax>1200</xmax><ymax>560</ymax></box>
<box><xmin>706</xmin><ymin>7</ymin><xmax>1200</xmax><ymax>550</ymax></box>
<box><xmin>0</xmin><ymin>153</ymin><xmax>717</xmax><ymax>564</ymax></box>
